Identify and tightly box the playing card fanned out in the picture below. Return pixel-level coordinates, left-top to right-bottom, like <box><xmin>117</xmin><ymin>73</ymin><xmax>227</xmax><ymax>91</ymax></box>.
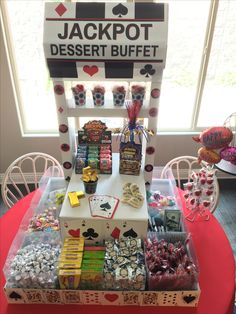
<box><xmin>89</xmin><ymin>195</ymin><xmax>119</xmax><ymax>219</ymax></box>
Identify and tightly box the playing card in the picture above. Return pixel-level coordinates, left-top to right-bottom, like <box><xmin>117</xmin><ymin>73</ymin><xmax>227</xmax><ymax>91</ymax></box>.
<box><xmin>89</xmin><ymin>195</ymin><xmax>119</xmax><ymax>219</ymax></box>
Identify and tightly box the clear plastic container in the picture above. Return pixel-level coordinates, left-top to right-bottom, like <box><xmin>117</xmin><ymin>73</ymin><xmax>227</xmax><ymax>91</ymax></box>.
<box><xmin>145</xmin><ymin>232</ymin><xmax>199</xmax><ymax>291</ymax></box>
<box><xmin>147</xmin><ymin>167</ymin><xmax>183</xmax><ymax>232</ymax></box>
<box><xmin>3</xmin><ymin>167</ymin><xmax>66</xmax><ymax>288</ymax></box>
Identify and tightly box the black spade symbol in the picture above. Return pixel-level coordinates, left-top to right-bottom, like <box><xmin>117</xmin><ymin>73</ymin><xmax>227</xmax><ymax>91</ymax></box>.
<box><xmin>65</xmin><ymin>176</ymin><xmax>71</xmax><ymax>182</ymax></box>
<box><xmin>82</xmin><ymin>228</ymin><xmax>98</xmax><ymax>240</ymax></box>
<box><xmin>123</xmin><ymin>228</ymin><xmax>137</xmax><ymax>238</ymax></box>
<box><xmin>9</xmin><ymin>291</ymin><xmax>22</xmax><ymax>301</ymax></box>
<box><xmin>140</xmin><ymin>64</ymin><xmax>156</xmax><ymax>78</ymax></box>
<box><xmin>183</xmin><ymin>294</ymin><xmax>196</xmax><ymax>304</ymax></box>
<box><xmin>112</xmin><ymin>4</ymin><xmax>128</xmax><ymax>17</ymax></box>
<box><xmin>100</xmin><ymin>202</ymin><xmax>111</xmax><ymax>211</ymax></box>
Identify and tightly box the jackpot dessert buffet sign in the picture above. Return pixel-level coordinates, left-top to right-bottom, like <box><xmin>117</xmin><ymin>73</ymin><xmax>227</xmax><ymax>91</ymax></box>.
<box><xmin>43</xmin><ymin>2</ymin><xmax>168</xmax><ymax>80</ymax></box>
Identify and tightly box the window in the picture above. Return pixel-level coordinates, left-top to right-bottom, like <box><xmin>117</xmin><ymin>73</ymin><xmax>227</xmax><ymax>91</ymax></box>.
<box><xmin>1</xmin><ymin>0</ymin><xmax>236</xmax><ymax>135</ymax></box>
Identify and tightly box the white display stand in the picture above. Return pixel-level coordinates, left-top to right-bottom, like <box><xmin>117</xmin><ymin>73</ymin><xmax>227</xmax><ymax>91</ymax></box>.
<box><xmin>59</xmin><ymin>154</ymin><xmax>148</xmax><ymax>243</ymax></box>
<box><xmin>43</xmin><ymin>2</ymin><xmax>168</xmax><ymax>183</ymax></box>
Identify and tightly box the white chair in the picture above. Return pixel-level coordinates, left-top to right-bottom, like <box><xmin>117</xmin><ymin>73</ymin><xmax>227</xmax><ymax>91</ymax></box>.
<box><xmin>160</xmin><ymin>156</ymin><xmax>219</xmax><ymax>213</ymax></box>
<box><xmin>1</xmin><ymin>152</ymin><xmax>64</xmax><ymax>208</ymax></box>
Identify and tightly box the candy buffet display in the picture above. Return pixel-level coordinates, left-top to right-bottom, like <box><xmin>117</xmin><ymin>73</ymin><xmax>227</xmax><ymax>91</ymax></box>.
<box><xmin>4</xmin><ymin>1</ymin><xmax>201</xmax><ymax>308</ymax></box>
<box><xmin>76</xmin><ymin>120</ymin><xmax>112</xmax><ymax>174</ymax></box>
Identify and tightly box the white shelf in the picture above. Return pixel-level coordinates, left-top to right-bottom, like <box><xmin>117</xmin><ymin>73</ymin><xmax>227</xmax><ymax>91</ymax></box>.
<box><xmin>60</xmin><ymin>154</ymin><xmax>148</xmax><ymax>221</ymax></box>
<box><xmin>67</xmin><ymin>98</ymin><xmax>149</xmax><ymax>118</ymax></box>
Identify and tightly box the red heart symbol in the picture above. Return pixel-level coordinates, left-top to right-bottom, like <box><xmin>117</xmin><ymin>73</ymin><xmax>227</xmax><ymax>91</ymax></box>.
<box><xmin>68</xmin><ymin>229</ymin><xmax>80</xmax><ymax>237</ymax></box>
<box><xmin>83</xmin><ymin>65</ymin><xmax>98</xmax><ymax>77</ymax></box>
<box><xmin>104</xmin><ymin>294</ymin><xmax>118</xmax><ymax>302</ymax></box>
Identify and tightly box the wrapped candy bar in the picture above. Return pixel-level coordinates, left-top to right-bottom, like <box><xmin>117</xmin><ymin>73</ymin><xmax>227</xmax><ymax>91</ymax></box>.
<box><xmin>75</xmin><ymin>157</ymin><xmax>87</xmax><ymax>174</ymax></box>
<box><xmin>103</xmin><ymin>238</ymin><xmax>146</xmax><ymax>291</ymax></box>
<box><xmin>144</xmin><ymin>233</ymin><xmax>198</xmax><ymax>291</ymax></box>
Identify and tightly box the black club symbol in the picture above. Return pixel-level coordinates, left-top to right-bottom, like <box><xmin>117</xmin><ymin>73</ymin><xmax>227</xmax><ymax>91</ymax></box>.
<box><xmin>140</xmin><ymin>64</ymin><xmax>156</xmax><ymax>78</ymax></box>
<box><xmin>82</xmin><ymin>228</ymin><xmax>98</xmax><ymax>240</ymax></box>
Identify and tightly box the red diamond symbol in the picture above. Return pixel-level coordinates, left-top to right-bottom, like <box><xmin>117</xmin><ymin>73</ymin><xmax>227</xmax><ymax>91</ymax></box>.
<box><xmin>58</xmin><ymin>107</ymin><xmax>64</xmax><ymax>113</ymax></box>
<box><xmin>55</xmin><ymin>3</ymin><xmax>67</xmax><ymax>16</ymax></box>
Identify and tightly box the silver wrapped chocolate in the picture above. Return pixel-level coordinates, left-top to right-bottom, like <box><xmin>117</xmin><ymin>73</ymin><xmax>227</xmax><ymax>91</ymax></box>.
<box><xmin>6</xmin><ymin>243</ymin><xmax>61</xmax><ymax>289</ymax></box>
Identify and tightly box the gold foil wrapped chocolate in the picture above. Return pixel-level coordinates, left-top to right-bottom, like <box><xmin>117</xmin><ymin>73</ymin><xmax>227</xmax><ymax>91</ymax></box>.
<box><xmin>82</xmin><ymin>166</ymin><xmax>98</xmax><ymax>183</ymax></box>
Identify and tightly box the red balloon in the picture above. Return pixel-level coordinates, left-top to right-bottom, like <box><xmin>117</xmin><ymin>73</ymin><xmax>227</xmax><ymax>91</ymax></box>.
<box><xmin>198</xmin><ymin>147</ymin><xmax>221</xmax><ymax>164</ymax></box>
<box><xmin>193</xmin><ymin>127</ymin><xmax>233</xmax><ymax>149</ymax></box>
